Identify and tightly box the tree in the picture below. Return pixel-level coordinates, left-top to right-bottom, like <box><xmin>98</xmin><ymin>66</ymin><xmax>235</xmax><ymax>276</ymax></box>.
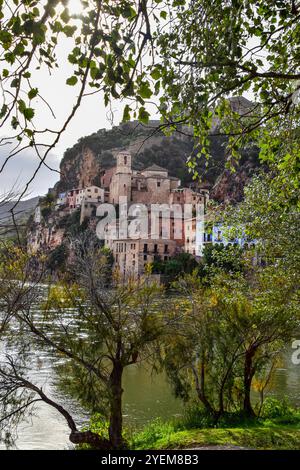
<box><xmin>0</xmin><ymin>234</ymin><xmax>170</xmax><ymax>449</ymax></box>
<box><xmin>201</xmin><ymin>243</ymin><xmax>244</xmax><ymax>275</ymax></box>
<box><xmin>162</xmin><ymin>267</ymin><xmax>299</xmax><ymax>421</ymax></box>
<box><xmin>153</xmin><ymin>1</ymin><xmax>300</xmax><ymax>192</ymax></box>
<box><xmin>46</xmin><ymin>242</ymin><xmax>69</xmax><ymax>273</ymax></box>
<box><xmin>222</xmin><ymin>171</ymin><xmax>300</xmax><ymax>310</ymax></box>
<box><xmin>151</xmin><ymin>252</ymin><xmax>198</xmax><ymax>282</ymax></box>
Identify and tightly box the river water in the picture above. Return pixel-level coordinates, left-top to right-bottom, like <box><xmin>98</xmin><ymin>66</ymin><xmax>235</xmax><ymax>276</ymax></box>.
<box><xmin>0</xmin><ymin>313</ymin><xmax>299</xmax><ymax>449</ymax></box>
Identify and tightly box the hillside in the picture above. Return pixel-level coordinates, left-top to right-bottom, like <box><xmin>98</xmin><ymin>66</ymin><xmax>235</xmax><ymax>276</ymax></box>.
<box><xmin>0</xmin><ymin>196</ymin><xmax>39</xmax><ymax>238</ymax></box>
<box><xmin>56</xmin><ymin>119</ymin><xmax>260</xmax><ymax>203</ymax></box>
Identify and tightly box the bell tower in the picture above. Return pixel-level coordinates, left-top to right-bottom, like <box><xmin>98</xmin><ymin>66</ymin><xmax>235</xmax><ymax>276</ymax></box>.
<box><xmin>116</xmin><ymin>151</ymin><xmax>132</xmax><ymax>174</ymax></box>
<box><xmin>109</xmin><ymin>151</ymin><xmax>132</xmax><ymax>204</ymax></box>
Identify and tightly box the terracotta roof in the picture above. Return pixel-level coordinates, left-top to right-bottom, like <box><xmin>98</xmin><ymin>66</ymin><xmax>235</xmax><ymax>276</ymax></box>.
<box><xmin>143</xmin><ymin>164</ymin><xmax>168</xmax><ymax>172</ymax></box>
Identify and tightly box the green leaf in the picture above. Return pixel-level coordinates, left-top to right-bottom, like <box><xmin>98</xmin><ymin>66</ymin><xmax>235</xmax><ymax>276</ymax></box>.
<box><xmin>61</xmin><ymin>8</ymin><xmax>70</xmax><ymax>24</ymax></box>
<box><xmin>28</xmin><ymin>88</ymin><xmax>38</xmax><ymax>100</ymax></box>
<box><xmin>122</xmin><ymin>104</ymin><xmax>131</xmax><ymax>122</ymax></box>
<box><xmin>138</xmin><ymin>106</ymin><xmax>150</xmax><ymax>124</ymax></box>
<box><xmin>23</xmin><ymin>107</ymin><xmax>35</xmax><ymax>121</ymax></box>
<box><xmin>0</xmin><ymin>104</ymin><xmax>8</xmax><ymax>119</ymax></box>
<box><xmin>138</xmin><ymin>81</ymin><xmax>152</xmax><ymax>99</ymax></box>
<box><xmin>151</xmin><ymin>68</ymin><xmax>161</xmax><ymax>80</ymax></box>
<box><xmin>66</xmin><ymin>76</ymin><xmax>78</xmax><ymax>86</ymax></box>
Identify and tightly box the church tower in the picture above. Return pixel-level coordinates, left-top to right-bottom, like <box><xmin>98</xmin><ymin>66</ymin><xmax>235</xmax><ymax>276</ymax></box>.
<box><xmin>109</xmin><ymin>151</ymin><xmax>132</xmax><ymax>204</ymax></box>
<box><xmin>116</xmin><ymin>151</ymin><xmax>132</xmax><ymax>174</ymax></box>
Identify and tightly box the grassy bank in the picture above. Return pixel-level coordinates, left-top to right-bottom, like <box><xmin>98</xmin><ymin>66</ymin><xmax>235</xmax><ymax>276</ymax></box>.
<box><xmin>84</xmin><ymin>399</ymin><xmax>300</xmax><ymax>450</ymax></box>
<box><xmin>132</xmin><ymin>423</ymin><xmax>300</xmax><ymax>450</ymax></box>
<box><xmin>130</xmin><ymin>398</ymin><xmax>300</xmax><ymax>450</ymax></box>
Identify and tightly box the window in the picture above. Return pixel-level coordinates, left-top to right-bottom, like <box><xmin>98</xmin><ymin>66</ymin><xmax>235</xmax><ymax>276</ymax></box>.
<box><xmin>144</xmin><ymin>254</ymin><xmax>147</xmax><ymax>261</ymax></box>
<box><xmin>164</xmin><ymin>256</ymin><xmax>168</xmax><ymax>261</ymax></box>
<box><xmin>143</xmin><ymin>243</ymin><xmax>148</xmax><ymax>253</ymax></box>
<box><xmin>164</xmin><ymin>244</ymin><xmax>168</xmax><ymax>253</ymax></box>
<box><xmin>95</xmin><ymin>188</ymin><xmax>98</xmax><ymax>193</ymax></box>
<box><xmin>124</xmin><ymin>155</ymin><xmax>127</xmax><ymax>164</ymax></box>
<box><xmin>157</xmin><ymin>181</ymin><xmax>161</xmax><ymax>187</ymax></box>
<box><xmin>154</xmin><ymin>244</ymin><xmax>158</xmax><ymax>253</ymax></box>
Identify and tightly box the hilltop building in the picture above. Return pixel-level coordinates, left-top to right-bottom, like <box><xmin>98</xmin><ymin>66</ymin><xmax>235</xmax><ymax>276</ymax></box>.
<box><xmin>28</xmin><ymin>150</ymin><xmax>212</xmax><ymax>277</ymax></box>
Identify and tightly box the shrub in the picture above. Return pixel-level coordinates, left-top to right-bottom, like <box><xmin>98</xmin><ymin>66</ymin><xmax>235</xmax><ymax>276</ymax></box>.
<box><xmin>260</xmin><ymin>397</ymin><xmax>300</xmax><ymax>424</ymax></box>
<box><xmin>261</xmin><ymin>397</ymin><xmax>294</xmax><ymax>419</ymax></box>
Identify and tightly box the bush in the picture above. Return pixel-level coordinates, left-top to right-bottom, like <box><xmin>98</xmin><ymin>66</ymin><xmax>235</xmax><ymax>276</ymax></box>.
<box><xmin>260</xmin><ymin>397</ymin><xmax>300</xmax><ymax>425</ymax></box>
<box><xmin>41</xmin><ymin>206</ymin><xmax>52</xmax><ymax>219</ymax></box>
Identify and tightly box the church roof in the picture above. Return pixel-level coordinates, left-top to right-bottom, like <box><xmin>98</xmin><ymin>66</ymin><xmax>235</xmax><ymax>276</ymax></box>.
<box><xmin>143</xmin><ymin>164</ymin><xmax>168</xmax><ymax>172</ymax></box>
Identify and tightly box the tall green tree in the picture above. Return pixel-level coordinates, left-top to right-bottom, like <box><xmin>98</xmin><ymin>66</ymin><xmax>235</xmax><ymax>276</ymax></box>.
<box><xmin>163</xmin><ymin>268</ymin><xmax>299</xmax><ymax>420</ymax></box>
<box><xmin>0</xmin><ymin>235</ymin><xmax>169</xmax><ymax>449</ymax></box>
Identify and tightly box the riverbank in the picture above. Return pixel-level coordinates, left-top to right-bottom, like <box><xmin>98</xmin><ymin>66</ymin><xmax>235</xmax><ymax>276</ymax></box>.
<box><xmin>133</xmin><ymin>425</ymin><xmax>300</xmax><ymax>450</ymax></box>
<box><xmin>83</xmin><ymin>399</ymin><xmax>300</xmax><ymax>450</ymax></box>
<box><xmin>130</xmin><ymin>400</ymin><xmax>300</xmax><ymax>450</ymax></box>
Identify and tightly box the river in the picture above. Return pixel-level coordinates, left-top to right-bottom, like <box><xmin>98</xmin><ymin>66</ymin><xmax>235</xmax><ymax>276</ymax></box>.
<box><xmin>0</xmin><ymin>312</ymin><xmax>299</xmax><ymax>449</ymax></box>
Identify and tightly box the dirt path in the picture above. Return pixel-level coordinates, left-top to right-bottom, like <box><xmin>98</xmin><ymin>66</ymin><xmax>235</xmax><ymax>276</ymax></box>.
<box><xmin>185</xmin><ymin>445</ymin><xmax>252</xmax><ymax>450</ymax></box>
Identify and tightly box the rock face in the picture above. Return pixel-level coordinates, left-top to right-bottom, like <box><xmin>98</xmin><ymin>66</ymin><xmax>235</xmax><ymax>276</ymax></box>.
<box><xmin>59</xmin><ymin>147</ymin><xmax>100</xmax><ymax>192</ymax></box>
<box><xmin>56</xmin><ymin>119</ymin><xmax>260</xmax><ymax>203</ymax></box>
<box><xmin>211</xmin><ymin>162</ymin><xmax>259</xmax><ymax>203</ymax></box>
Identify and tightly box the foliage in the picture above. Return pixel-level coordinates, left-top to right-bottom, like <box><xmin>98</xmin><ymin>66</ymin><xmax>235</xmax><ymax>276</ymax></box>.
<box><xmin>0</xmin><ymin>234</ymin><xmax>170</xmax><ymax>449</ymax></box>
<box><xmin>201</xmin><ymin>243</ymin><xmax>245</xmax><ymax>275</ymax></box>
<box><xmin>46</xmin><ymin>243</ymin><xmax>69</xmax><ymax>273</ymax></box>
<box><xmin>162</xmin><ymin>268</ymin><xmax>299</xmax><ymax>421</ymax></box>
<box><xmin>41</xmin><ymin>206</ymin><xmax>52</xmax><ymax>219</ymax></box>
<box><xmin>152</xmin><ymin>0</ymin><xmax>300</xmax><ymax>191</ymax></box>
<box><xmin>151</xmin><ymin>252</ymin><xmax>198</xmax><ymax>281</ymax></box>
<box><xmin>224</xmin><ymin>171</ymin><xmax>300</xmax><ymax>275</ymax></box>
<box><xmin>131</xmin><ymin>418</ymin><xmax>175</xmax><ymax>449</ymax></box>
<box><xmin>132</xmin><ymin>422</ymin><xmax>300</xmax><ymax>450</ymax></box>
<box><xmin>261</xmin><ymin>397</ymin><xmax>297</xmax><ymax>422</ymax></box>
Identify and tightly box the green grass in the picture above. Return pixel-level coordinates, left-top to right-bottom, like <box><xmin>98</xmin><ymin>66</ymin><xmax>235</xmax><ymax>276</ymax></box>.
<box><xmin>132</xmin><ymin>424</ymin><xmax>300</xmax><ymax>450</ymax></box>
<box><xmin>83</xmin><ymin>399</ymin><xmax>300</xmax><ymax>450</ymax></box>
<box><xmin>130</xmin><ymin>399</ymin><xmax>300</xmax><ymax>450</ymax></box>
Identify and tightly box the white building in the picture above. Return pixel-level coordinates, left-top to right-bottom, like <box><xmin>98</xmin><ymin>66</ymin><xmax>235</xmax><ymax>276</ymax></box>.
<box><xmin>75</xmin><ymin>186</ymin><xmax>104</xmax><ymax>207</ymax></box>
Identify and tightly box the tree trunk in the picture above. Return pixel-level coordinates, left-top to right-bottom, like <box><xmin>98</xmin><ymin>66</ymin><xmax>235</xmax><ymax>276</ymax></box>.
<box><xmin>108</xmin><ymin>361</ymin><xmax>124</xmax><ymax>449</ymax></box>
<box><xmin>70</xmin><ymin>430</ymin><xmax>111</xmax><ymax>449</ymax></box>
<box><xmin>192</xmin><ymin>361</ymin><xmax>216</xmax><ymax>417</ymax></box>
<box><xmin>243</xmin><ymin>349</ymin><xmax>256</xmax><ymax>417</ymax></box>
